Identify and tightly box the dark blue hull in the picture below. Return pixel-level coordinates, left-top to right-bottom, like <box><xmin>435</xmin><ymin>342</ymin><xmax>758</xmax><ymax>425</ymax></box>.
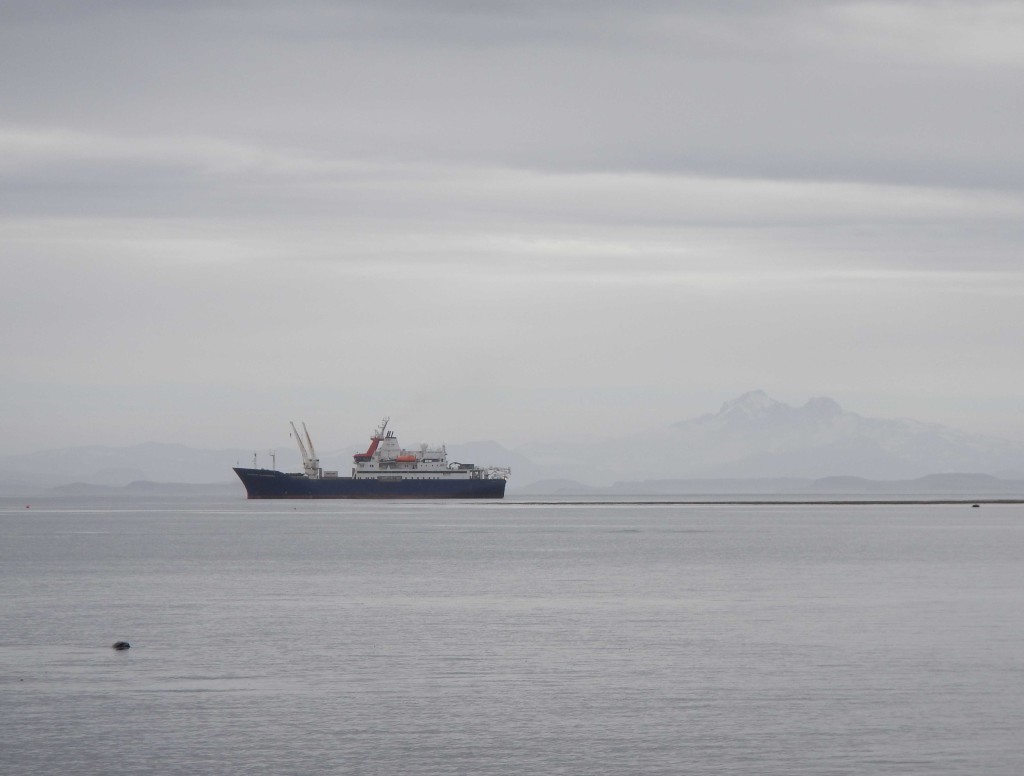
<box><xmin>233</xmin><ymin>468</ymin><xmax>506</xmax><ymax>499</ymax></box>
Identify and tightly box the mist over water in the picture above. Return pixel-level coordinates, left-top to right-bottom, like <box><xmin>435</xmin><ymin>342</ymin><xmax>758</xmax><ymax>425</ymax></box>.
<box><xmin>3</xmin><ymin>498</ymin><xmax>1023</xmax><ymax>775</ymax></box>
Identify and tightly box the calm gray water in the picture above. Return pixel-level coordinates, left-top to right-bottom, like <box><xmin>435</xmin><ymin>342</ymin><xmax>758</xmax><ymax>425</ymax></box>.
<box><xmin>2</xmin><ymin>497</ymin><xmax>1022</xmax><ymax>775</ymax></box>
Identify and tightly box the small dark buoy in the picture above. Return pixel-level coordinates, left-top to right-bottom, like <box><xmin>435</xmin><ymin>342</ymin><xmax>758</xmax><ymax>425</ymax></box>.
<box><xmin>112</xmin><ymin>641</ymin><xmax>131</xmax><ymax>651</ymax></box>
<box><xmin>972</xmin><ymin>504</ymin><xmax>980</xmax><ymax>508</ymax></box>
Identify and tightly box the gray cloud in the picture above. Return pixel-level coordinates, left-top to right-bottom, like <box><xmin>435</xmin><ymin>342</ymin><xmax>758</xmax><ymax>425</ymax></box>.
<box><xmin>2</xmin><ymin>0</ymin><xmax>1023</xmax><ymax>452</ymax></box>
<box><xmin>3</xmin><ymin>1</ymin><xmax>1021</xmax><ymax>187</ymax></box>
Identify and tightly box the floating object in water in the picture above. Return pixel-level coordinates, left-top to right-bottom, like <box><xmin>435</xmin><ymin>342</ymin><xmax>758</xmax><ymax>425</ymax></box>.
<box><xmin>112</xmin><ymin>641</ymin><xmax>131</xmax><ymax>650</ymax></box>
<box><xmin>972</xmin><ymin>504</ymin><xmax>980</xmax><ymax>508</ymax></box>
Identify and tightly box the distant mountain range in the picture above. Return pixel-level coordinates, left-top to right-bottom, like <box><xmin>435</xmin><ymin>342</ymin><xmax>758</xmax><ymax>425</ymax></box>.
<box><xmin>516</xmin><ymin>391</ymin><xmax>1024</xmax><ymax>484</ymax></box>
<box><xmin>47</xmin><ymin>480</ymin><xmax>245</xmax><ymax>498</ymax></box>
<box><xmin>2</xmin><ymin>391</ymin><xmax>1023</xmax><ymax>496</ymax></box>
<box><xmin>0</xmin><ymin>443</ymin><xmax>270</xmax><ymax>496</ymax></box>
<box><xmin>0</xmin><ymin>439</ymin><xmax>532</xmax><ymax>497</ymax></box>
<box><xmin>515</xmin><ymin>473</ymin><xmax>1024</xmax><ymax>498</ymax></box>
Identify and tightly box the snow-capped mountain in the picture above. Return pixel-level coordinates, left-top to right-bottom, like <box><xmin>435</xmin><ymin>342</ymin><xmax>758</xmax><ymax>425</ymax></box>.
<box><xmin>518</xmin><ymin>391</ymin><xmax>1024</xmax><ymax>483</ymax></box>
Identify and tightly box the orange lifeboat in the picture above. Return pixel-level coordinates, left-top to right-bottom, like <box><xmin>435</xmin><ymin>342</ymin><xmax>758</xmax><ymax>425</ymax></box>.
<box><xmin>396</xmin><ymin>455</ymin><xmax>417</xmax><ymax>463</ymax></box>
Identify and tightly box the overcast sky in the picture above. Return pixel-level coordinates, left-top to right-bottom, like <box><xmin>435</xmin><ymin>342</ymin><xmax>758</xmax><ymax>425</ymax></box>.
<box><xmin>2</xmin><ymin>0</ymin><xmax>1023</xmax><ymax>453</ymax></box>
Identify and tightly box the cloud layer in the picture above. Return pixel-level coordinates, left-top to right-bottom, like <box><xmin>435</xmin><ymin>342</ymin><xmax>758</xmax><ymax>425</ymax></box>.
<box><xmin>2</xmin><ymin>1</ymin><xmax>1022</xmax><ymax>451</ymax></box>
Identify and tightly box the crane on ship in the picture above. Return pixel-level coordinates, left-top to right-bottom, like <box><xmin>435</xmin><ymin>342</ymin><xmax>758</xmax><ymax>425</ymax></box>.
<box><xmin>353</xmin><ymin>417</ymin><xmax>390</xmax><ymax>462</ymax></box>
<box><xmin>290</xmin><ymin>421</ymin><xmax>321</xmax><ymax>478</ymax></box>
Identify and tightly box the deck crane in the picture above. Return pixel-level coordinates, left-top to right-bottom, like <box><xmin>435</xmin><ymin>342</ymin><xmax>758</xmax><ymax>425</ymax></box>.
<box><xmin>290</xmin><ymin>421</ymin><xmax>321</xmax><ymax>478</ymax></box>
<box><xmin>353</xmin><ymin>417</ymin><xmax>390</xmax><ymax>462</ymax></box>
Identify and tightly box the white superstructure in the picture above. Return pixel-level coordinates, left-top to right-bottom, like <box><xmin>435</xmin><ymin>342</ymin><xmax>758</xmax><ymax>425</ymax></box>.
<box><xmin>294</xmin><ymin>417</ymin><xmax>510</xmax><ymax>482</ymax></box>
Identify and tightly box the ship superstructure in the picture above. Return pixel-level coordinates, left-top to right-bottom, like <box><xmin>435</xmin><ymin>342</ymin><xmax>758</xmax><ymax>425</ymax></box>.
<box><xmin>349</xmin><ymin>417</ymin><xmax>510</xmax><ymax>482</ymax></box>
<box><xmin>233</xmin><ymin>418</ymin><xmax>509</xmax><ymax>499</ymax></box>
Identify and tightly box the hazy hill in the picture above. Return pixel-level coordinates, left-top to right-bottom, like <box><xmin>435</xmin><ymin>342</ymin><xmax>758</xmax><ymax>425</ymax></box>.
<box><xmin>515</xmin><ymin>473</ymin><xmax>1024</xmax><ymax>497</ymax></box>
<box><xmin>48</xmin><ymin>480</ymin><xmax>246</xmax><ymax>497</ymax></box>
<box><xmin>0</xmin><ymin>437</ymin><xmax>531</xmax><ymax>496</ymax></box>
<box><xmin>0</xmin><ymin>443</ymin><xmax>265</xmax><ymax>492</ymax></box>
<box><xmin>517</xmin><ymin>391</ymin><xmax>1024</xmax><ymax>483</ymax></box>
<box><xmin>805</xmin><ymin>473</ymin><xmax>1024</xmax><ymax>495</ymax></box>
<box><xmin>4</xmin><ymin>392</ymin><xmax>1023</xmax><ymax>495</ymax></box>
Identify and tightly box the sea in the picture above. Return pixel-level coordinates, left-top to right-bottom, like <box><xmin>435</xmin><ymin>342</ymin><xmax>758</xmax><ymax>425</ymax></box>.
<box><xmin>2</xmin><ymin>496</ymin><xmax>1023</xmax><ymax>775</ymax></box>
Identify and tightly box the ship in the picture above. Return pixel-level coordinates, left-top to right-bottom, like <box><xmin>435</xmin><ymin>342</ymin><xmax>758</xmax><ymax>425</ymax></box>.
<box><xmin>233</xmin><ymin>418</ymin><xmax>510</xmax><ymax>499</ymax></box>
